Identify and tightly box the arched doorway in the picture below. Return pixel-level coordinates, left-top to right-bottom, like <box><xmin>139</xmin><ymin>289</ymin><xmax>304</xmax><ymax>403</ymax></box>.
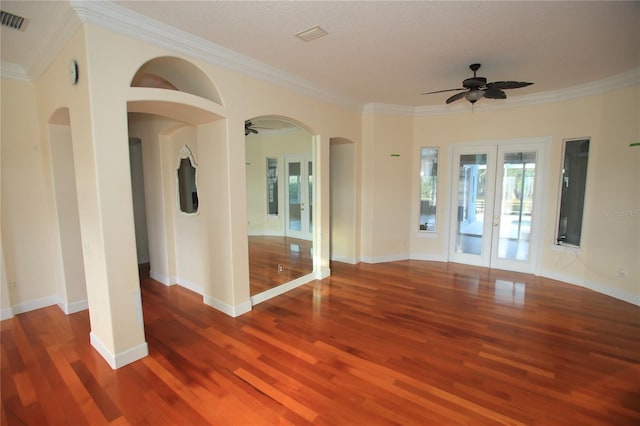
<box><xmin>47</xmin><ymin>107</ymin><xmax>88</xmax><ymax>313</ymax></box>
<box><xmin>330</xmin><ymin>137</ymin><xmax>358</xmax><ymax>264</ymax></box>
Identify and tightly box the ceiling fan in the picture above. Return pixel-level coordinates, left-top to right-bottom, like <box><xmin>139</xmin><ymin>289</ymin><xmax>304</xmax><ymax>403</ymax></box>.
<box><xmin>422</xmin><ymin>63</ymin><xmax>533</xmax><ymax>105</ymax></box>
<box><xmin>245</xmin><ymin>120</ymin><xmax>268</xmax><ymax>136</ymax></box>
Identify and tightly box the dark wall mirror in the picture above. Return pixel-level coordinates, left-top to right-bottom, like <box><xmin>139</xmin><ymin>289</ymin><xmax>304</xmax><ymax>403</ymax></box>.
<box><xmin>177</xmin><ymin>146</ymin><xmax>198</xmax><ymax>214</ymax></box>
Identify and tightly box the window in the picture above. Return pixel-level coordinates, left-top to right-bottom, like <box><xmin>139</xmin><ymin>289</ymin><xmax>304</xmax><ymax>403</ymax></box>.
<box><xmin>557</xmin><ymin>138</ymin><xmax>589</xmax><ymax>246</ymax></box>
<box><xmin>266</xmin><ymin>158</ymin><xmax>278</xmax><ymax>215</ymax></box>
<box><xmin>419</xmin><ymin>147</ymin><xmax>438</xmax><ymax>232</ymax></box>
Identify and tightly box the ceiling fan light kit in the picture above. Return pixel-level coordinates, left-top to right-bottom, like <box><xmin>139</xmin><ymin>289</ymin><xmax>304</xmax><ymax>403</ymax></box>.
<box><xmin>422</xmin><ymin>63</ymin><xmax>533</xmax><ymax>105</ymax></box>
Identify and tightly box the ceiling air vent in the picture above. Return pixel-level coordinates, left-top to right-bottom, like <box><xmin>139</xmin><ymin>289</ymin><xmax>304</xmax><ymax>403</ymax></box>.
<box><xmin>1</xmin><ymin>10</ymin><xmax>27</xmax><ymax>31</ymax></box>
<box><xmin>295</xmin><ymin>25</ymin><xmax>328</xmax><ymax>42</ymax></box>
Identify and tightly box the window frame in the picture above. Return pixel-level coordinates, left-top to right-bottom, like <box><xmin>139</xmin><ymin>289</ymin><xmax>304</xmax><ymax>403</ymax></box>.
<box><xmin>555</xmin><ymin>137</ymin><xmax>590</xmax><ymax>247</ymax></box>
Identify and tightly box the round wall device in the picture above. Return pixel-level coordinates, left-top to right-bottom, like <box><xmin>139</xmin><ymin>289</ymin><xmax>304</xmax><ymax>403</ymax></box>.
<box><xmin>69</xmin><ymin>59</ymin><xmax>79</xmax><ymax>85</ymax></box>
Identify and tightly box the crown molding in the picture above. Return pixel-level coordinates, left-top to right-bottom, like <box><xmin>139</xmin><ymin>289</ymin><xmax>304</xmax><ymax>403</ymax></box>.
<box><xmin>26</xmin><ymin>2</ymin><xmax>80</xmax><ymax>81</ymax></box>
<box><xmin>69</xmin><ymin>0</ymin><xmax>361</xmax><ymax>111</ymax></box>
<box><xmin>362</xmin><ymin>103</ymin><xmax>415</xmax><ymax>116</ymax></box>
<box><xmin>1</xmin><ymin>61</ymin><xmax>30</xmax><ymax>81</ymax></box>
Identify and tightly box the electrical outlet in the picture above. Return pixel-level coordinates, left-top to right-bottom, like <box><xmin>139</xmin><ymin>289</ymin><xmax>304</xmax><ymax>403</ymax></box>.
<box><xmin>618</xmin><ymin>268</ymin><xmax>627</xmax><ymax>277</ymax></box>
<box><xmin>10</xmin><ymin>281</ymin><xmax>17</xmax><ymax>289</ymax></box>
<box><xmin>278</xmin><ymin>264</ymin><xmax>284</xmax><ymax>273</ymax></box>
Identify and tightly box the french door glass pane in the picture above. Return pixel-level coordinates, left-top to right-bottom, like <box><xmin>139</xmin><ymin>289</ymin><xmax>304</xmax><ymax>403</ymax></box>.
<box><xmin>308</xmin><ymin>161</ymin><xmax>313</xmax><ymax>232</ymax></box>
<box><xmin>456</xmin><ymin>154</ymin><xmax>487</xmax><ymax>255</ymax></box>
<box><xmin>288</xmin><ymin>162</ymin><xmax>302</xmax><ymax>231</ymax></box>
<box><xmin>266</xmin><ymin>158</ymin><xmax>278</xmax><ymax>215</ymax></box>
<box><xmin>419</xmin><ymin>148</ymin><xmax>438</xmax><ymax>232</ymax></box>
<box><xmin>497</xmin><ymin>152</ymin><xmax>536</xmax><ymax>261</ymax></box>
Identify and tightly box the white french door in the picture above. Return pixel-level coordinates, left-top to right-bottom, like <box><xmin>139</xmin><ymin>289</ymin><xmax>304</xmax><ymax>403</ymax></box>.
<box><xmin>285</xmin><ymin>155</ymin><xmax>313</xmax><ymax>240</ymax></box>
<box><xmin>449</xmin><ymin>141</ymin><xmax>546</xmax><ymax>274</ymax></box>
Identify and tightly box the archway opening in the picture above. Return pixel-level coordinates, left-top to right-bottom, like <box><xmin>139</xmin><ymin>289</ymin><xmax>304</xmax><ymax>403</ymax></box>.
<box><xmin>47</xmin><ymin>107</ymin><xmax>88</xmax><ymax>313</ymax></box>
<box><xmin>330</xmin><ymin>137</ymin><xmax>358</xmax><ymax>264</ymax></box>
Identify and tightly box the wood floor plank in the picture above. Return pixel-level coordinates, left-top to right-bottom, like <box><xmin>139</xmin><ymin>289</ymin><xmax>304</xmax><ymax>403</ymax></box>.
<box><xmin>2</xmin><ymin>259</ymin><xmax>639</xmax><ymax>425</ymax></box>
<box><xmin>233</xmin><ymin>367</ymin><xmax>319</xmax><ymax>423</ymax></box>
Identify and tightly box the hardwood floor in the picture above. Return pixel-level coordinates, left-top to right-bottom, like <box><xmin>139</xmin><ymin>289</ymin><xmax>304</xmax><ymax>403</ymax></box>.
<box><xmin>2</xmin><ymin>260</ymin><xmax>639</xmax><ymax>425</ymax></box>
<box><xmin>249</xmin><ymin>236</ymin><xmax>313</xmax><ymax>295</ymax></box>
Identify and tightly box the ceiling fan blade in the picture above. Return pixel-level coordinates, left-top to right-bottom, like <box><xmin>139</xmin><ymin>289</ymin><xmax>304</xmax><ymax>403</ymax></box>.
<box><xmin>487</xmin><ymin>81</ymin><xmax>533</xmax><ymax>90</ymax></box>
<box><xmin>422</xmin><ymin>87</ymin><xmax>466</xmax><ymax>95</ymax></box>
<box><xmin>484</xmin><ymin>86</ymin><xmax>506</xmax><ymax>99</ymax></box>
<box><xmin>446</xmin><ymin>91</ymin><xmax>468</xmax><ymax>104</ymax></box>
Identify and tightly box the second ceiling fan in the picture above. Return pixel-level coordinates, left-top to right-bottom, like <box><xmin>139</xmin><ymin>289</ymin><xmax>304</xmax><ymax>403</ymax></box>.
<box><xmin>422</xmin><ymin>63</ymin><xmax>533</xmax><ymax>104</ymax></box>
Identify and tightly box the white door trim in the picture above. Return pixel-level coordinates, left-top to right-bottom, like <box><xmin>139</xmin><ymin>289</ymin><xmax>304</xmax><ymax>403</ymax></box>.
<box><xmin>448</xmin><ymin>137</ymin><xmax>551</xmax><ymax>274</ymax></box>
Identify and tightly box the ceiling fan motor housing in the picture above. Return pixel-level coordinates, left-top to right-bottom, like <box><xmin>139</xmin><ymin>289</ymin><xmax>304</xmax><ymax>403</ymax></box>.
<box><xmin>463</xmin><ymin>77</ymin><xmax>486</xmax><ymax>89</ymax></box>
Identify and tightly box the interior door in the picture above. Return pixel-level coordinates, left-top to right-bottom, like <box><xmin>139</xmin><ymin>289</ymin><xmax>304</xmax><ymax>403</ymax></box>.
<box><xmin>285</xmin><ymin>155</ymin><xmax>313</xmax><ymax>240</ymax></box>
<box><xmin>450</xmin><ymin>142</ymin><xmax>544</xmax><ymax>273</ymax></box>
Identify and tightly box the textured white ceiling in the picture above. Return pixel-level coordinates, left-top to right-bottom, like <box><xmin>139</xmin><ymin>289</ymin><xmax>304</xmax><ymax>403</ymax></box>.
<box><xmin>2</xmin><ymin>1</ymin><xmax>639</xmax><ymax>107</ymax></box>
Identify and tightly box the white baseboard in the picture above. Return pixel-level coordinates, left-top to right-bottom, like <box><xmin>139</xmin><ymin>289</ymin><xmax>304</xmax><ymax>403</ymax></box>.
<box><xmin>409</xmin><ymin>253</ymin><xmax>448</xmax><ymax>262</ymax></box>
<box><xmin>149</xmin><ymin>270</ymin><xmax>174</xmax><ymax>286</ymax></box>
<box><xmin>330</xmin><ymin>255</ymin><xmax>358</xmax><ymax>264</ymax></box>
<box><xmin>248</xmin><ymin>230</ymin><xmax>284</xmax><ymax>237</ymax></box>
<box><xmin>584</xmin><ymin>280</ymin><xmax>639</xmax><ymax>306</ymax></box>
<box><xmin>203</xmin><ymin>295</ymin><xmax>252</xmax><ymax>317</ymax></box>
<box><xmin>177</xmin><ymin>277</ymin><xmax>203</xmax><ymax>295</ymax></box>
<box><xmin>360</xmin><ymin>253</ymin><xmax>409</xmax><ymax>264</ymax></box>
<box><xmin>541</xmin><ymin>269</ymin><xmax>639</xmax><ymax>306</ymax></box>
<box><xmin>90</xmin><ymin>332</ymin><xmax>149</xmax><ymax>369</ymax></box>
<box><xmin>250</xmin><ymin>272</ymin><xmax>316</xmax><ymax>306</ymax></box>
<box><xmin>12</xmin><ymin>295</ymin><xmax>58</xmax><ymax>315</ymax></box>
<box><xmin>1</xmin><ymin>307</ymin><xmax>14</xmax><ymax>320</ymax></box>
<box><xmin>315</xmin><ymin>267</ymin><xmax>331</xmax><ymax>279</ymax></box>
<box><xmin>58</xmin><ymin>298</ymin><xmax>89</xmax><ymax>315</ymax></box>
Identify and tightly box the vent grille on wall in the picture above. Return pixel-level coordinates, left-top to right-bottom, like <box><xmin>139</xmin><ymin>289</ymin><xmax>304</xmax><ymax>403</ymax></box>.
<box><xmin>1</xmin><ymin>10</ymin><xmax>27</xmax><ymax>31</ymax></box>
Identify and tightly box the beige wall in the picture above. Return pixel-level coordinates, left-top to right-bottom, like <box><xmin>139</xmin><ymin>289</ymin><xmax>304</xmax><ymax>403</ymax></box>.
<box><xmin>360</xmin><ymin>113</ymin><xmax>414</xmax><ymax>262</ymax></box>
<box><xmin>1</xmin><ymin>79</ymin><xmax>60</xmax><ymax>312</ymax></box>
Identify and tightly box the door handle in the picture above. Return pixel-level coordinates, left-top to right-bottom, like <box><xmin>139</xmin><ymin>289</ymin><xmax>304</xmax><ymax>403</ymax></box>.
<box><xmin>493</xmin><ymin>214</ymin><xmax>499</xmax><ymax>227</ymax></box>
<box><xmin>301</xmin><ymin>203</ymin><xmax>305</xmax><ymax>211</ymax></box>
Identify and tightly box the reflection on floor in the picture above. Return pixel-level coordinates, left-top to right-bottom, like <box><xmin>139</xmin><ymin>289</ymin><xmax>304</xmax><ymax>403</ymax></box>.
<box><xmin>249</xmin><ymin>236</ymin><xmax>313</xmax><ymax>295</ymax></box>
